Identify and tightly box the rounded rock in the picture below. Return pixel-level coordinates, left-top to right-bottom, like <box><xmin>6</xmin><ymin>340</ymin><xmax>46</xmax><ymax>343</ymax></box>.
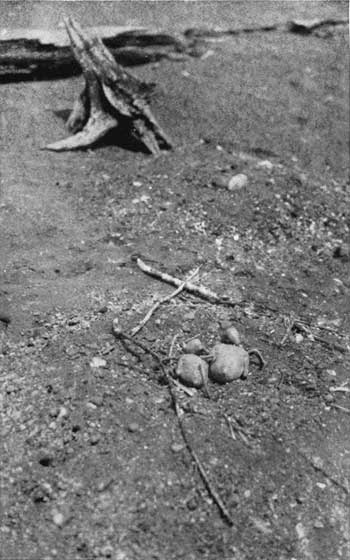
<box><xmin>209</xmin><ymin>343</ymin><xmax>249</xmax><ymax>383</ymax></box>
<box><xmin>219</xmin><ymin>322</ymin><xmax>241</xmax><ymax>345</ymax></box>
<box><xmin>176</xmin><ymin>354</ymin><xmax>209</xmax><ymax>388</ymax></box>
<box><xmin>183</xmin><ymin>338</ymin><xmax>206</xmax><ymax>355</ymax></box>
<box><xmin>227</xmin><ymin>173</ymin><xmax>248</xmax><ymax>191</ymax></box>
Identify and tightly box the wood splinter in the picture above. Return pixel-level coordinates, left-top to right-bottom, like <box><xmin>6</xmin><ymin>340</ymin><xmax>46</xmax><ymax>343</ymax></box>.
<box><xmin>45</xmin><ymin>17</ymin><xmax>172</xmax><ymax>154</ymax></box>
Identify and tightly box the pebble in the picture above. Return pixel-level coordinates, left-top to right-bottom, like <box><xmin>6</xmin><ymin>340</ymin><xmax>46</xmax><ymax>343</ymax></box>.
<box><xmin>295</xmin><ymin>333</ymin><xmax>304</xmax><ymax>344</ymax></box>
<box><xmin>48</xmin><ymin>406</ymin><xmax>59</xmax><ymax>418</ymax></box>
<box><xmin>57</xmin><ymin>406</ymin><xmax>68</xmax><ymax>420</ymax></box>
<box><xmin>39</xmin><ymin>452</ymin><xmax>54</xmax><ymax>467</ymax></box>
<box><xmin>67</xmin><ymin>317</ymin><xmax>80</xmax><ymax>326</ymax></box>
<box><xmin>313</xmin><ymin>520</ymin><xmax>324</xmax><ymax>529</ymax></box>
<box><xmin>89</xmin><ymin>433</ymin><xmax>101</xmax><ymax>445</ymax></box>
<box><xmin>333</xmin><ymin>244</ymin><xmax>350</xmax><ymax>262</ymax></box>
<box><xmin>52</xmin><ymin>511</ymin><xmax>65</xmax><ymax>527</ymax></box>
<box><xmin>256</xmin><ymin>159</ymin><xmax>274</xmax><ymax>170</ymax></box>
<box><xmin>127</xmin><ymin>422</ymin><xmax>140</xmax><ymax>433</ymax></box>
<box><xmin>90</xmin><ymin>357</ymin><xmax>107</xmax><ymax>368</ymax></box>
<box><xmin>227</xmin><ymin>173</ymin><xmax>248</xmax><ymax>191</ymax></box>
<box><xmin>89</xmin><ymin>395</ymin><xmax>104</xmax><ymax>407</ymax></box>
<box><xmin>183</xmin><ymin>338</ymin><xmax>206</xmax><ymax>355</ymax></box>
<box><xmin>219</xmin><ymin>322</ymin><xmax>241</xmax><ymax>345</ymax></box>
<box><xmin>186</xmin><ymin>496</ymin><xmax>198</xmax><ymax>511</ymax></box>
<box><xmin>171</xmin><ymin>442</ymin><xmax>185</xmax><ymax>453</ymax></box>
<box><xmin>183</xmin><ymin>311</ymin><xmax>196</xmax><ymax>321</ymax></box>
<box><xmin>212</xmin><ymin>175</ymin><xmax>229</xmax><ymax>189</ymax></box>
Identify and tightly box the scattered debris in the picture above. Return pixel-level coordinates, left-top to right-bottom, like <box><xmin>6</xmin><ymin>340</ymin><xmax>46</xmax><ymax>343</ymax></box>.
<box><xmin>45</xmin><ymin>17</ymin><xmax>172</xmax><ymax>154</ymax></box>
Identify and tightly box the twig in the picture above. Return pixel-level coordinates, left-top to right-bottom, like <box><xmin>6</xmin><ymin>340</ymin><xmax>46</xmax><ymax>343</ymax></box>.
<box><xmin>272</xmin><ymin>434</ymin><xmax>349</xmax><ymax>496</ymax></box>
<box><xmin>131</xmin><ymin>267</ymin><xmax>200</xmax><ymax>336</ymax></box>
<box><xmin>294</xmin><ymin>321</ymin><xmax>348</xmax><ymax>354</ymax></box>
<box><xmin>248</xmin><ymin>348</ymin><xmax>266</xmax><ymax>369</ymax></box>
<box><xmin>172</xmin><ymin>378</ymin><xmax>197</xmax><ymax>397</ymax></box>
<box><xmin>176</xmin><ymin>402</ymin><xmax>233</xmax><ymax>525</ymax></box>
<box><xmin>224</xmin><ymin>414</ymin><xmax>237</xmax><ymax>441</ymax></box>
<box><xmin>299</xmin><ymin>450</ymin><xmax>349</xmax><ymax>495</ymax></box>
<box><xmin>280</xmin><ymin>315</ymin><xmax>295</xmax><ymax>346</ymax></box>
<box><xmin>330</xmin><ymin>403</ymin><xmax>350</xmax><ymax>415</ymax></box>
<box><xmin>135</xmin><ymin>257</ymin><xmax>238</xmax><ymax>305</ymax></box>
<box><xmin>169</xmin><ymin>333</ymin><xmax>180</xmax><ymax>360</ymax></box>
<box><xmin>330</xmin><ymin>384</ymin><xmax>350</xmax><ymax>394</ymax></box>
<box><xmin>112</xmin><ymin>321</ymin><xmax>233</xmax><ymax>525</ymax></box>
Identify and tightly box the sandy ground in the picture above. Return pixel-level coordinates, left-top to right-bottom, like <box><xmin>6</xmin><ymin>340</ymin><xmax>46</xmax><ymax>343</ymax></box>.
<box><xmin>0</xmin><ymin>2</ymin><xmax>349</xmax><ymax>559</ymax></box>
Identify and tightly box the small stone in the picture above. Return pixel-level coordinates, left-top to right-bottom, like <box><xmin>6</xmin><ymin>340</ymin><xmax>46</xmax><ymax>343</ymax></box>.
<box><xmin>295</xmin><ymin>333</ymin><xmax>304</xmax><ymax>344</ymax></box>
<box><xmin>313</xmin><ymin>520</ymin><xmax>324</xmax><ymax>529</ymax></box>
<box><xmin>89</xmin><ymin>433</ymin><xmax>100</xmax><ymax>445</ymax></box>
<box><xmin>39</xmin><ymin>452</ymin><xmax>54</xmax><ymax>467</ymax></box>
<box><xmin>52</xmin><ymin>510</ymin><xmax>65</xmax><ymax>527</ymax></box>
<box><xmin>183</xmin><ymin>311</ymin><xmax>196</xmax><ymax>321</ymax></box>
<box><xmin>89</xmin><ymin>395</ymin><xmax>104</xmax><ymax>407</ymax></box>
<box><xmin>57</xmin><ymin>406</ymin><xmax>68</xmax><ymax>420</ymax></box>
<box><xmin>183</xmin><ymin>338</ymin><xmax>206</xmax><ymax>355</ymax></box>
<box><xmin>323</xmin><ymin>393</ymin><xmax>334</xmax><ymax>404</ymax></box>
<box><xmin>186</xmin><ymin>496</ymin><xmax>198</xmax><ymax>511</ymax></box>
<box><xmin>67</xmin><ymin>317</ymin><xmax>80</xmax><ymax>326</ymax></box>
<box><xmin>333</xmin><ymin>244</ymin><xmax>350</xmax><ymax>262</ymax></box>
<box><xmin>256</xmin><ymin>159</ymin><xmax>274</xmax><ymax>170</ymax></box>
<box><xmin>127</xmin><ymin>422</ymin><xmax>140</xmax><ymax>433</ymax></box>
<box><xmin>227</xmin><ymin>173</ymin><xmax>248</xmax><ymax>191</ymax></box>
<box><xmin>90</xmin><ymin>357</ymin><xmax>107</xmax><ymax>368</ymax></box>
<box><xmin>86</xmin><ymin>402</ymin><xmax>97</xmax><ymax>411</ymax></box>
<box><xmin>219</xmin><ymin>322</ymin><xmax>241</xmax><ymax>345</ymax></box>
<box><xmin>212</xmin><ymin>175</ymin><xmax>229</xmax><ymax>189</ymax></box>
<box><xmin>49</xmin><ymin>406</ymin><xmax>59</xmax><ymax>418</ymax></box>
<box><xmin>171</xmin><ymin>442</ymin><xmax>185</xmax><ymax>453</ymax></box>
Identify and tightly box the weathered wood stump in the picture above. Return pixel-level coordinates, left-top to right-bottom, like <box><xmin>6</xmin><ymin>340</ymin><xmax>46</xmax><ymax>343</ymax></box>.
<box><xmin>45</xmin><ymin>17</ymin><xmax>173</xmax><ymax>154</ymax></box>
